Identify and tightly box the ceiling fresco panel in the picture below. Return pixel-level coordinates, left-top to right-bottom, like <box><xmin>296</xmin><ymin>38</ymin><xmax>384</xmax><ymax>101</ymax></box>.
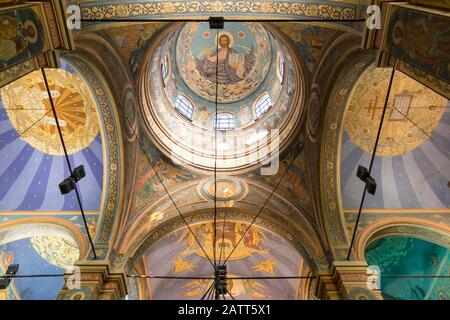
<box><xmin>365</xmin><ymin>237</ymin><xmax>450</xmax><ymax>300</ymax></box>
<box><xmin>135</xmin><ymin>221</ymin><xmax>308</xmax><ymax>300</ymax></box>
<box><xmin>0</xmin><ymin>59</ymin><xmax>104</xmax><ymax>213</ymax></box>
<box><xmin>340</xmin><ymin>66</ymin><xmax>450</xmax><ymax>211</ymax></box>
<box><xmin>0</xmin><ymin>223</ymin><xmax>81</xmax><ymax>300</ymax></box>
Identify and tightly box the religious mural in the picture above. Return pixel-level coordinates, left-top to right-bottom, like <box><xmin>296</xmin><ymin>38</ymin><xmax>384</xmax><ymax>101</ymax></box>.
<box><xmin>0</xmin><ymin>227</ymin><xmax>80</xmax><ymax>300</ymax></box>
<box><xmin>0</xmin><ymin>57</ymin><xmax>104</xmax><ymax>276</ymax></box>
<box><xmin>139</xmin><ymin>221</ymin><xmax>306</xmax><ymax>300</ymax></box>
<box><xmin>1</xmin><ymin>0</ymin><xmax>448</xmax><ymax>301</ymax></box>
<box><xmin>249</xmin><ymin>148</ymin><xmax>311</xmax><ymax>209</ymax></box>
<box><xmin>143</xmin><ymin>22</ymin><xmax>302</xmax><ymax>171</ymax></box>
<box><xmin>1</xmin><ymin>68</ymin><xmax>100</xmax><ymax>156</ymax></box>
<box><xmin>344</xmin><ymin>67</ymin><xmax>447</xmax><ymax>157</ymax></box>
<box><xmin>0</xmin><ymin>5</ymin><xmax>46</xmax><ymax>72</ymax></box>
<box><xmin>385</xmin><ymin>5</ymin><xmax>450</xmax><ymax>84</ymax></box>
<box><xmin>340</xmin><ymin>66</ymin><xmax>450</xmax><ymax>210</ymax></box>
<box><xmin>176</xmin><ymin>23</ymin><xmax>268</xmax><ymax>103</ymax></box>
<box><xmin>133</xmin><ymin>132</ymin><xmax>198</xmax><ymax>211</ymax></box>
<box><xmin>276</xmin><ymin>23</ymin><xmax>340</xmax><ymax>73</ymax></box>
<box><xmin>113</xmin><ymin>22</ymin><xmax>167</xmax><ymax>75</ymax></box>
<box><xmin>168</xmin><ymin>22</ymin><xmax>284</xmax><ymax>126</ymax></box>
<box><xmin>0</xmin><ymin>58</ymin><xmax>104</xmax><ymax>212</ymax></box>
<box><xmin>365</xmin><ymin>237</ymin><xmax>450</xmax><ymax>300</ymax></box>
<box><xmin>283</xmin><ymin>158</ymin><xmax>310</xmax><ymax>206</ymax></box>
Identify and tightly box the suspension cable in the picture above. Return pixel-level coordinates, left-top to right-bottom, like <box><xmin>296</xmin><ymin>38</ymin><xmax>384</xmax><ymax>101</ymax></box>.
<box><xmin>213</xmin><ymin>28</ymin><xmax>219</xmax><ymax>269</ymax></box>
<box><xmin>2</xmin><ymin>110</ymin><xmax>52</xmax><ymax>143</ymax></box>
<box><xmin>346</xmin><ymin>67</ymin><xmax>396</xmax><ymax>260</ymax></box>
<box><xmin>41</xmin><ymin>68</ymin><xmax>98</xmax><ymax>259</ymax></box>
<box><xmin>222</xmin><ymin>140</ymin><xmax>305</xmax><ymax>265</ymax></box>
<box><xmin>125</xmin><ymin>117</ymin><xmax>215</xmax><ymax>270</ymax></box>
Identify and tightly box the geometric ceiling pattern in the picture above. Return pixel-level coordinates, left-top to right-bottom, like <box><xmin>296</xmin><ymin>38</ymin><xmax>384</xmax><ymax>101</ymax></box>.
<box><xmin>0</xmin><ymin>56</ymin><xmax>101</xmax><ymax>300</ymax></box>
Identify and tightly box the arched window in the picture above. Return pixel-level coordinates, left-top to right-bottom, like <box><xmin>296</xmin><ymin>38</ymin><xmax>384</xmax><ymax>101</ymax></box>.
<box><xmin>175</xmin><ymin>94</ymin><xmax>194</xmax><ymax>120</ymax></box>
<box><xmin>161</xmin><ymin>55</ymin><xmax>168</xmax><ymax>80</ymax></box>
<box><xmin>254</xmin><ymin>93</ymin><xmax>272</xmax><ymax>119</ymax></box>
<box><xmin>214</xmin><ymin>113</ymin><xmax>235</xmax><ymax>131</ymax></box>
<box><xmin>279</xmin><ymin>53</ymin><xmax>285</xmax><ymax>82</ymax></box>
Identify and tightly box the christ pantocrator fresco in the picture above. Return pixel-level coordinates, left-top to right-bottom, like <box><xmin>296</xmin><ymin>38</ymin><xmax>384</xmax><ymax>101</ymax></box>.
<box><xmin>196</xmin><ymin>33</ymin><xmax>256</xmax><ymax>84</ymax></box>
<box><xmin>176</xmin><ymin>23</ymin><xmax>272</xmax><ymax>103</ymax></box>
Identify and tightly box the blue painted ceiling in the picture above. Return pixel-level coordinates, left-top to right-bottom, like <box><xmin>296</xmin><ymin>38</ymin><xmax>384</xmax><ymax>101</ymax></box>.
<box><xmin>0</xmin><ymin>59</ymin><xmax>104</xmax><ymax>213</ymax></box>
<box><xmin>340</xmin><ymin>69</ymin><xmax>450</xmax><ymax>210</ymax></box>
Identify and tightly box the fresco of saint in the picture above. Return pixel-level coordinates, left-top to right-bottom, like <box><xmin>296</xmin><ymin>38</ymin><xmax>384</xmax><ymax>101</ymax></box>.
<box><xmin>0</xmin><ymin>15</ymin><xmax>29</xmax><ymax>64</ymax></box>
<box><xmin>196</xmin><ymin>105</ymin><xmax>210</xmax><ymax>122</ymax></box>
<box><xmin>238</xmin><ymin>105</ymin><xmax>252</xmax><ymax>125</ymax></box>
<box><xmin>196</xmin><ymin>33</ymin><xmax>256</xmax><ymax>84</ymax></box>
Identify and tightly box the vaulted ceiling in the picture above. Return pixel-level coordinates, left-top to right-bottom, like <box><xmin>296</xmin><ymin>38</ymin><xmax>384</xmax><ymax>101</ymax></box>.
<box><xmin>0</xmin><ymin>0</ymin><xmax>449</xmax><ymax>300</ymax></box>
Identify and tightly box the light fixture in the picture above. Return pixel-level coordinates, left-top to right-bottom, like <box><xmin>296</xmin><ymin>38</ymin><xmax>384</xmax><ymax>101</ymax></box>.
<box><xmin>59</xmin><ymin>165</ymin><xmax>86</xmax><ymax>195</ymax></box>
<box><xmin>214</xmin><ymin>265</ymin><xmax>227</xmax><ymax>297</ymax></box>
<box><xmin>356</xmin><ymin>165</ymin><xmax>377</xmax><ymax>195</ymax></box>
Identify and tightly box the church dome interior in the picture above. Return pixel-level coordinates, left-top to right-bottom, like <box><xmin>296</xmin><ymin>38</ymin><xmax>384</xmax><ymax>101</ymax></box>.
<box><xmin>0</xmin><ymin>0</ymin><xmax>449</xmax><ymax>305</ymax></box>
<box><xmin>141</xmin><ymin>22</ymin><xmax>303</xmax><ymax>172</ymax></box>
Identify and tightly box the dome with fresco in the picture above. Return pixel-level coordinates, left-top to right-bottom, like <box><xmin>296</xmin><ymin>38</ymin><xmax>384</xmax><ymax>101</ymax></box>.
<box><xmin>140</xmin><ymin>22</ymin><xmax>305</xmax><ymax>172</ymax></box>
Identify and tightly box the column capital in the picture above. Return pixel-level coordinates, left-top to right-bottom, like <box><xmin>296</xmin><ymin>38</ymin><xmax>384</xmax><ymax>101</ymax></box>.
<box><xmin>58</xmin><ymin>260</ymin><xmax>128</xmax><ymax>300</ymax></box>
<box><xmin>316</xmin><ymin>261</ymin><xmax>382</xmax><ymax>300</ymax></box>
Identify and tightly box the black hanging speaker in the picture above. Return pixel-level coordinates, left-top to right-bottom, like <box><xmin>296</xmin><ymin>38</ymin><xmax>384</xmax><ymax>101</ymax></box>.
<box><xmin>357</xmin><ymin>165</ymin><xmax>370</xmax><ymax>182</ymax></box>
<box><xmin>59</xmin><ymin>177</ymin><xmax>75</xmax><ymax>195</ymax></box>
<box><xmin>72</xmin><ymin>165</ymin><xmax>86</xmax><ymax>182</ymax></box>
<box><xmin>58</xmin><ymin>165</ymin><xmax>85</xmax><ymax>195</ymax></box>
<box><xmin>366</xmin><ymin>176</ymin><xmax>377</xmax><ymax>195</ymax></box>
<box><xmin>209</xmin><ymin>17</ymin><xmax>224</xmax><ymax>29</ymax></box>
<box><xmin>356</xmin><ymin>165</ymin><xmax>377</xmax><ymax>195</ymax></box>
<box><xmin>0</xmin><ymin>264</ymin><xmax>19</xmax><ymax>289</ymax></box>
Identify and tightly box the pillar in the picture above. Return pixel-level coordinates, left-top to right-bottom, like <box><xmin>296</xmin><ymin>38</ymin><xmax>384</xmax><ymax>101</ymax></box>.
<box><xmin>58</xmin><ymin>260</ymin><xmax>128</xmax><ymax>300</ymax></box>
<box><xmin>316</xmin><ymin>261</ymin><xmax>383</xmax><ymax>300</ymax></box>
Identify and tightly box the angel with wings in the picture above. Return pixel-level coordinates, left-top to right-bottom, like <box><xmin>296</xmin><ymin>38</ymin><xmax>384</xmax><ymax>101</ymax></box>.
<box><xmin>196</xmin><ymin>33</ymin><xmax>256</xmax><ymax>84</ymax></box>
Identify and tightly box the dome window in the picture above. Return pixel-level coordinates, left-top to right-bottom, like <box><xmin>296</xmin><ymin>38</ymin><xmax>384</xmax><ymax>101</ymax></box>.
<box><xmin>175</xmin><ymin>94</ymin><xmax>194</xmax><ymax>120</ymax></box>
<box><xmin>214</xmin><ymin>113</ymin><xmax>235</xmax><ymax>131</ymax></box>
<box><xmin>161</xmin><ymin>55</ymin><xmax>169</xmax><ymax>83</ymax></box>
<box><xmin>279</xmin><ymin>53</ymin><xmax>285</xmax><ymax>83</ymax></box>
<box><xmin>254</xmin><ymin>93</ymin><xmax>272</xmax><ymax>119</ymax></box>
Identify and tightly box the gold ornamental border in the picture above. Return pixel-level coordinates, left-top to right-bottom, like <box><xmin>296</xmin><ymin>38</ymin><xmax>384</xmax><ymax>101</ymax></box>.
<box><xmin>64</xmin><ymin>54</ymin><xmax>123</xmax><ymax>249</ymax></box>
<box><xmin>319</xmin><ymin>53</ymin><xmax>374</xmax><ymax>248</ymax></box>
<box><xmin>81</xmin><ymin>1</ymin><xmax>356</xmax><ymax>22</ymax></box>
<box><xmin>354</xmin><ymin>217</ymin><xmax>450</xmax><ymax>261</ymax></box>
